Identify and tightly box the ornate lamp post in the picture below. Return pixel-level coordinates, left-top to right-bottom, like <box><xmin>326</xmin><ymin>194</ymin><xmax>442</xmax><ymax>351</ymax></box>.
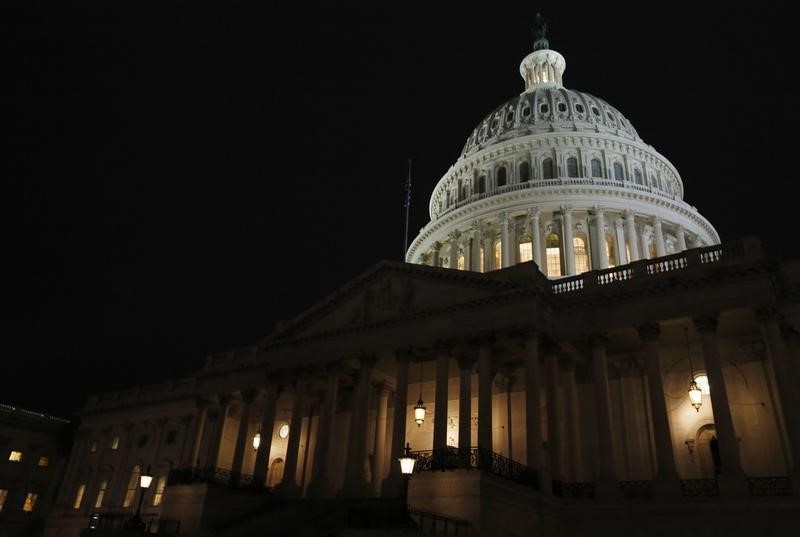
<box><xmin>124</xmin><ymin>465</ymin><xmax>153</xmax><ymax>531</ymax></box>
<box><xmin>398</xmin><ymin>443</ymin><xmax>417</xmax><ymax>517</ymax></box>
<box><xmin>684</xmin><ymin>328</ymin><xmax>702</xmax><ymax>411</ymax></box>
<box><xmin>414</xmin><ymin>362</ymin><xmax>426</xmax><ymax>427</ymax></box>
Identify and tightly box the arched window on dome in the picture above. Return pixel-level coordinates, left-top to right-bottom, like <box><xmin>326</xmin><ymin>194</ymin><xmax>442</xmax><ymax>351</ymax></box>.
<box><xmin>566</xmin><ymin>157</ymin><xmax>579</xmax><ymax>178</ymax></box>
<box><xmin>496</xmin><ymin>166</ymin><xmax>507</xmax><ymax>187</ymax></box>
<box><xmin>494</xmin><ymin>241</ymin><xmax>502</xmax><ymax>270</ymax></box>
<box><xmin>519</xmin><ymin>161</ymin><xmax>531</xmax><ymax>182</ymax></box>
<box><xmin>605</xmin><ymin>234</ymin><xmax>617</xmax><ymax>267</ymax></box>
<box><xmin>613</xmin><ymin>162</ymin><xmax>625</xmax><ymax>182</ymax></box>
<box><xmin>518</xmin><ymin>235</ymin><xmax>533</xmax><ymax>263</ymax></box>
<box><xmin>591</xmin><ymin>158</ymin><xmax>603</xmax><ymax>178</ymax></box>
<box><xmin>456</xmin><ymin>254</ymin><xmax>465</xmax><ymax>270</ymax></box>
<box><xmin>477</xmin><ymin>175</ymin><xmax>486</xmax><ymax>194</ymax></box>
<box><xmin>634</xmin><ymin>169</ymin><xmax>643</xmax><ymax>185</ymax></box>
<box><xmin>574</xmin><ymin>234</ymin><xmax>590</xmax><ymax>274</ymax></box>
<box><xmin>542</xmin><ymin>158</ymin><xmax>554</xmax><ymax>180</ymax></box>
<box><xmin>546</xmin><ymin>233</ymin><xmax>562</xmax><ymax>277</ymax></box>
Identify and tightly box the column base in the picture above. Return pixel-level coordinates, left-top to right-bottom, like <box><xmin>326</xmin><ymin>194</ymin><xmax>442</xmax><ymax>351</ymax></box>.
<box><xmin>380</xmin><ymin>474</ymin><xmax>404</xmax><ymax>499</ymax></box>
<box><xmin>274</xmin><ymin>480</ymin><xmax>303</xmax><ymax>499</ymax></box>
<box><xmin>338</xmin><ymin>476</ymin><xmax>371</xmax><ymax>498</ymax></box>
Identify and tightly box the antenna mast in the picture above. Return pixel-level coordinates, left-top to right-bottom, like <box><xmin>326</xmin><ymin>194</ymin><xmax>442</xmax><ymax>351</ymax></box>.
<box><xmin>403</xmin><ymin>158</ymin><xmax>412</xmax><ymax>260</ymax></box>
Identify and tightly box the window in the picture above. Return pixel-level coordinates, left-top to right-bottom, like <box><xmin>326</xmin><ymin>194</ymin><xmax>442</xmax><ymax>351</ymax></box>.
<box><xmin>542</xmin><ymin>158</ymin><xmax>554</xmax><ymax>179</ymax></box>
<box><xmin>110</xmin><ymin>436</ymin><xmax>120</xmax><ymax>450</ymax></box>
<box><xmin>519</xmin><ymin>240</ymin><xmax>533</xmax><ymax>263</ymax></box>
<box><xmin>694</xmin><ymin>374</ymin><xmax>711</xmax><ymax>395</ymax></box>
<box><xmin>267</xmin><ymin>458</ymin><xmax>284</xmax><ymax>488</ymax></box>
<box><xmin>490</xmin><ymin>118</ymin><xmax>498</xmax><ymax>131</ymax></box>
<box><xmin>505</xmin><ymin>111</ymin><xmax>514</xmax><ymax>122</ymax></box>
<box><xmin>94</xmin><ymin>480</ymin><xmax>108</xmax><ymax>508</ymax></box>
<box><xmin>539</xmin><ymin>103</ymin><xmax>549</xmax><ymax>114</ymax></box>
<box><xmin>613</xmin><ymin>162</ymin><xmax>625</xmax><ymax>181</ymax></box>
<box><xmin>494</xmin><ymin>241</ymin><xmax>502</xmax><ymax>269</ymax></box>
<box><xmin>592</xmin><ymin>106</ymin><xmax>600</xmax><ymax>116</ymax></box>
<box><xmin>278</xmin><ymin>424</ymin><xmax>290</xmax><ymax>439</ymax></box>
<box><xmin>123</xmin><ymin>465</ymin><xmax>141</xmax><ymax>508</ymax></box>
<box><xmin>152</xmin><ymin>476</ymin><xmax>167</xmax><ymax>507</ymax></box>
<box><xmin>591</xmin><ymin>158</ymin><xmax>602</xmax><ymax>178</ymax></box>
<box><xmin>607</xmin><ymin>112</ymin><xmax>615</xmax><ymax>122</ymax></box>
<box><xmin>0</xmin><ymin>489</ymin><xmax>8</xmax><ymax>512</ymax></box>
<box><xmin>23</xmin><ymin>492</ymin><xmax>37</xmax><ymax>513</ymax></box>
<box><xmin>456</xmin><ymin>254</ymin><xmax>465</xmax><ymax>270</ymax></box>
<box><xmin>73</xmin><ymin>484</ymin><xmax>86</xmax><ymax>509</ymax></box>
<box><xmin>496</xmin><ymin>166</ymin><xmax>507</xmax><ymax>186</ymax></box>
<box><xmin>566</xmin><ymin>157</ymin><xmax>579</xmax><ymax>178</ymax></box>
<box><xmin>9</xmin><ymin>451</ymin><xmax>23</xmax><ymax>462</ymax></box>
<box><xmin>37</xmin><ymin>456</ymin><xmax>49</xmax><ymax>468</ymax></box>
<box><xmin>457</xmin><ymin>179</ymin><xmax>464</xmax><ymax>201</ymax></box>
<box><xmin>575</xmin><ymin>103</ymin><xmax>585</xmax><ymax>114</ymax></box>
<box><xmin>574</xmin><ymin>236</ymin><xmax>590</xmax><ymax>274</ymax></box>
<box><xmin>606</xmin><ymin>235</ymin><xmax>617</xmax><ymax>267</ymax></box>
<box><xmin>519</xmin><ymin>161</ymin><xmax>531</xmax><ymax>181</ymax></box>
<box><xmin>546</xmin><ymin>234</ymin><xmax>561</xmax><ymax>277</ymax></box>
<box><xmin>90</xmin><ymin>441</ymin><xmax>97</xmax><ymax>453</ymax></box>
<box><xmin>166</xmin><ymin>430</ymin><xmax>177</xmax><ymax>444</ymax></box>
<box><xmin>634</xmin><ymin>169</ymin><xmax>643</xmax><ymax>185</ymax></box>
<box><xmin>648</xmin><ymin>241</ymin><xmax>657</xmax><ymax>259</ymax></box>
<box><xmin>522</xmin><ymin>105</ymin><xmax>531</xmax><ymax>118</ymax></box>
<box><xmin>558</xmin><ymin>102</ymin><xmax>567</xmax><ymax>112</ymax></box>
<box><xmin>477</xmin><ymin>175</ymin><xmax>486</xmax><ymax>194</ymax></box>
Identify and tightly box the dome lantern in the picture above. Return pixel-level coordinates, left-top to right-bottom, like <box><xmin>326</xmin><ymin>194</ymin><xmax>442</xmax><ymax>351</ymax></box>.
<box><xmin>520</xmin><ymin>14</ymin><xmax>565</xmax><ymax>92</ymax></box>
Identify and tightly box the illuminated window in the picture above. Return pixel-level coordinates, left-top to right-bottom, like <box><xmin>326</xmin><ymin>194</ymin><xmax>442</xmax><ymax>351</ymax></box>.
<box><xmin>23</xmin><ymin>492</ymin><xmax>37</xmax><ymax>513</ymax></box>
<box><xmin>123</xmin><ymin>465</ymin><xmax>141</xmax><ymax>508</ymax></box>
<box><xmin>606</xmin><ymin>235</ymin><xmax>617</xmax><ymax>267</ymax></box>
<box><xmin>456</xmin><ymin>254</ymin><xmax>465</xmax><ymax>270</ymax></box>
<box><xmin>0</xmin><ymin>489</ymin><xmax>8</xmax><ymax>512</ymax></box>
<box><xmin>566</xmin><ymin>157</ymin><xmax>579</xmax><ymax>178</ymax></box>
<box><xmin>542</xmin><ymin>158</ymin><xmax>554</xmax><ymax>179</ymax></box>
<box><xmin>546</xmin><ymin>234</ymin><xmax>562</xmax><ymax>277</ymax></box>
<box><xmin>694</xmin><ymin>374</ymin><xmax>710</xmax><ymax>395</ymax></box>
<box><xmin>267</xmin><ymin>458</ymin><xmax>284</xmax><ymax>488</ymax></box>
<box><xmin>152</xmin><ymin>476</ymin><xmax>167</xmax><ymax>507</ymax></box>
<box><xmin>94</xmin><ymin>480</ymin><xmax>108</xmax><ymax>508</ymax></box>
<box><xmin>37</xmin><ymin>456</ymin><xmax>49</xmax><ymax>468</ymax></box>
<box><xmin>519</xmin><ymin>161</ymin><xmax>530</xmax><ymax>182</ymax></box>
<box><xmin>496</xmin><ymin>166</ymin><xmax>507</xmax><ymax>186</ymax></box>
<box><xmin>479</xmin><ymin>247</ymin><xmax>485</xmax><ymax>273</ymax></box>
<box><xmin>574</xmin><ymin>235</ymin><xmax>590</xmax><ymax>274</ymax></box>
<box><xmin>9</xmin><ymin>451</ymin><xmax>23</xmax><ymax>462</ymax></box>
<box><xmin>110</xmin><ymin>436</ymin><xmax>120</xmax><ymax>450</ymax></box>
<box><xmin>648</xmin><ymin>242</ymin><xmax>657</xmax><ymax>259</ymax></box>
<box><xmin>73</xmin><ymin>484</ymin><xmax>86</xmax><ymax>509</ymax></box>
<box><xmin>519</xmin><ymin>239</ymin><xmax>533</xmax><ymax>263</ymax></box>
<box><xmin>494</xmin><ymin>241</ymin><xmax>502</xmax><ymax>269</ymax></box>
<box><xmin>613</xmin><ymin>162</ymin><xmax>625</xmax><ymax>181</ymax></box>
<box><xmin>591</xmin><ymin>158</ymin><xmax>602</xmax><ymax>177</ymax></box>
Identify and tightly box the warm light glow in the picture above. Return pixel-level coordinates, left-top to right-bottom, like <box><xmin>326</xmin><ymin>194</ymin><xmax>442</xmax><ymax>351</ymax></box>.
<box><xmin>140</xmin><ymin>470</ymin><xmax>153</xmax><ymax>489</ymax></box>
<box><xmin>605</xmin><ymin>235</ymin><xmax>617</xmax><ymax>267</ymax></box>
<box><xmin>94</xmin><ymin>480</ymin><xmax>107</xmax><ymax>508</ymax></box>
<box><xmin>414</xmin><ymin>398</ymin><xmax>426</xmax><ymax>426</ymax></box>
<box><xmin>479</xmin><ymin>247</ymin><xmax>485</xmax><ymax>273</ymax></box>
<box><xmin>279</xmin><ymin>424</ymin><xmax>290</xmax><ymax>439</ymax></box>
<box><xmin>73</xmin><ymin>484</ymin><xmax>86</xmax><ymax>509</ymax></box>
<box><xmin>8</xmin><ymin>451</ymin><xmax>22</xmax><ymax>462</ymax></box>
<box><xmin>546</xmin><ymin>234</ymin><xmax>561</xmax><ymax>277</ymax></box>
<box><xmin>23</xmin><ymin>492</ymin><xmax>37</xmax><ymax>513</ymax></box>
<box><xmin>152</xmin><ymin>476</ymin><xmax>167</xmax><ymax>506</ymax></box>
<box><xmin>399</xmin><ymin>443</ymin><xmax>416</xmax><ymax>475</ymax></box>
<box><xmin>688</xmin><ymin>380</ymin><xmax>703</xmax><ymax>412</ymax></box>
<box><xmin>123</xmin><ymin>466</ymin><xmax>140</xmax><ymax>507</ymax></box>
<box><xmin>252</xmin><ymin>432</ymin><xmax>261</xmax><ymax>451</ymax></box>
<box><xmin>111</xmin><ymin>436</ymin><xmax>120</xmax><ymax>450</ymax></box>
<box><xmin>456</xmin><ymin>254</ymin><xmax>465</xmax><ymax>270</ymax></box>
<box><xmin>694</xmin><ymin>374</ymin><xmax>710</xmax><ymax>395</ymax></box>
<box><xmin>519</xmin><ymin>241</ymin><xmax>533</xmax><ymax>263</ymax></box>
<box><xmin>38</xmin><ymin>456</ymin><xmax>49</xmax><ymax>467</ymax></box>
<box><xmin>0</xmin><ymin>489</ymin><xmax>7</xmax><ymax>512</ymax></box>
<box><xmin>494</xmin><ymin>241</ymin><xmax>502</xmax><ymax>269</ymax></box>
<box><xmin>574</xmin><ymin>236</ymin><xmax>590</xmax><ymax>274</ymax></box>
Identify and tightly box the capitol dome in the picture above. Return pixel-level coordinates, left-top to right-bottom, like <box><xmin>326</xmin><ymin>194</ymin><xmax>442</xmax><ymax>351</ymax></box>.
<box><xmin>406</xmin><ymin>24</ymin><xmax>718</xmax><ymax>278</ymax></box>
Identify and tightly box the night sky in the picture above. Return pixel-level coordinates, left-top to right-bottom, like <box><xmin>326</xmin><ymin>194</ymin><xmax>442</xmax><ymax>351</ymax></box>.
<box><xmin>5</xmin><ymin>4</ymin><xmax>795</xmax><ymax>417</ymax></box>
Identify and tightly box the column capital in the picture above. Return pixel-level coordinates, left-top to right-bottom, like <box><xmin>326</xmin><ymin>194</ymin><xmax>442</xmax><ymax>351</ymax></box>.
<box><xmin>622</xmin><ymin>209</ymin><xmax>636</xmax><ymax>220</ymax></box>
<box><xmin>637</xmin><ymin>322</ymin><xmax>661</xmax><ymax>342</ymax></box>
<box><xmin>372</xmin><ymin>380</ymin><xmax>393</xmax><ymax>396</ymax></box>
<box><xmin>448</xmin><ymin>230</ymin><xmax>459</xmax><ymax>242</ymax></box>
<box><xmin>560</xmin><ymin>204</ymin><xmax>573</xmax><ymax>215</ymax></box>
<box><xmin>591</xmin><ymin>205</ymin><xmax>605</xmax><ymax>216</ymax></box>
<box><xmin>651</xmin><ymin>215</ymin><xmax>663</xmax><ymax>225</ymax></box>
<box><xmin>499</xmin><ymin>211</ymin><xmax>509</xmax><ymax>225</ymax></box>
<box><xmin>528</xmin><ymin>206</ymin><xmax>540</xmax><ymax>219</ymax></box>
<box><xmin>358</xmin><ymin>352</ymin><xmax>379</xmax><ymax>368</ymax></box>
<box><xmin>455</xmin><ymin>349</ymin><xmax>478</xmax><ymax>370</ymax></box>
<box><xmin>588</xmin><ymin>333</ymin><xmax>608</xmax><ymax>349</ymax></box>
<box><xmin>613</xmin><ymin>217</ymin><xmax>624</xmax><ymax>231</ymax></box>
<box><xmin>217</xmin><ymin>393</ymin><xmax>234</xmax><ymax>407</ymax></box>
<box><xmin>471</xmin><ymin>220</ymin><xmax>482</xmax><ymax>234</ymax></box>
<box><xmin>693</xmin><ymin>315</ymin><xmax>719</xmax><ymax>334</ymax></box>
<box><xmin>434</xmin><ymin>339</ymin><xmax>455</xmax><ymax>355</ymax></box>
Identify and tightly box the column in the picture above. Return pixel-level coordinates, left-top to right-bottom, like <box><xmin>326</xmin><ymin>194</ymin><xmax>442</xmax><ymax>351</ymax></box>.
<box><xmin>523</xmin><ymin>332</ymin><xmax>542</xmax><ymax>482</ymax></box>
<box><xmin>342</xmin><ymin>355</ymin><xmax>376</xmax><ymax>497</ymax></box>
<box><xmin>277</xmin><ymin>376</ymin><xmax>307</xmax><ymax>496</ymax></box>
<box><xmin>483</xmin><ymin>235</ymin><xmax>493</xmax><ymax>271</ymax></box>
<box><xmin>231</xmin><ymin>390</ymin><xmax>258</xmax><ymax>479</ymax></box>
<box><xmin>624</xmin><ymin>210</ymin><xmax>640</xmax><ymax>261</ymax></box>
<box><xmin>470</xmin><ymin>221</ymin><xmax>482</xmax><ymax>272</ymax></box>
<box><xmin>382</xmin><ymin>349</ymin><xmax>411</xmax><ymax>497</ymax></box>
<box><xmin>448</xmin><ymin>232</ymin><xmax>459</xmax><ymax>269</ymax></box>
<box><xmin>563</xmin><ymin>359</ymin><xmax>582</xmax><ymax>482</ymax></box>
<box><xmin>504</xmin><ymin>371</ymin><xmax>515</xmax><ymax>460</ymax></box>
<box><xmin>562</xmin><ymin>206</ymin><xmax>575</xmax><ymax>275</ymax></box>
<box><xmin>530</xmin><ymin>208</ymin><xmax>542</xmax><ymax>269</ymax></box>
<box><xmin>431</xmin><ymin>242</ymin><xmax>440</xmax><ymax>267</ymax></box>
<box><xmin>307</xmin><ymin>365</ymin><xmax>341</xmax><ymax>497</ymax></box>
<box><xmin>477</xmin><ymin>337</ymin><xmax>494</xmax><ymax>462</ymax></box>
<box><xmin>675</xmin><ymin>224</ymin><xmax>687</xmax><ymax>251</ymax></box>
<box><xmin>614</xmin><ymin>218</ymin><xmax>628</xmax><ymax>265</ymax></box>
<box><xmin>500</xmin><ymin>212</ymin><xmax>511</xmax><ymax>268</ymax></box>
<box><xmin>371</xmin><ymin>382</ymin><xmax>391</xmax><ymax>496</ymax></box>
<box><xmin>590</xmin><ymin>334</ymin><xmax>618</xmax><ymax>499</ymax></box>
<box><xmin>205</xmin><ymin>394</ymin><xmax>232</xmax><ymax>469</ymax></box>
<box><xmin>594</xmin><ymin>207</ymin><xmax>609</xmax><ymax>269</ymax></box>
<box><xmin>638</xmin><ymin>323</ymin><xmax>680</xmax><ymax>496</ymax></box>
<box><xmin>693</xmin><ymin>316</ymin><xmax>747</xmax><ymax>494</ymax></box>
<box><xmin>457</xmin><ymin>352</ymin><xmax>476</xmax><ymax>455</ymax></box>
<box><xmin>433</xmin><ymin>344</ymin><xmax>451</xmax><ymax>453</ymax></box>
<box><xmin>653</xmin><ymin>217</ymin><xmax>666</xmax><ymax>257</ymax></box>
<box><xmin>189</xmin><ymin>398</ymin><xmax>209</xmax><ymax>467</ymax></box>
<box><xmin>756</xmin><ymin>309</ymin><xmax>800</xmax><ymax>479</ymax></box>
<box><xmin>545</xmin><ymin>353</ymin><xmax>561</xmax><ymax>489</ymax></box>
<box><xmin>253</xmin><ymin>381</ymin><xmax>280</xmax><ymax>486</ymax></box>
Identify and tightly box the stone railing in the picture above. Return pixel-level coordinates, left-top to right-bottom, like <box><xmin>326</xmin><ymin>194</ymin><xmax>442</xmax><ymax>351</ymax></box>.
<box><xmin>86</xmin><ymin>511</ymin><xmax>181</xmax><ymax>535</ymax></box>
<box><xmin>748</xmin><ymin>476</ymin><xmax>793</xmax><ymax>496</ymax></box>
<box><xmin>619</xmin><ymin>480</ymin><xmax>655</xmax><ymax>498</ymax></box>
<box><xmin>413</xmin><ymin>447</ymin><xmax>538</xmax><ymax>490</ymax></box>
<box><xmin>679</xmin><ymin>478</ymin><xmax>720</xmax><ymax>497</ymax></box>
<box><xmin>167</xmin><ymin>466</ymin><xmax>267</xmax><ymax>492</ymax></box>
<box><xmin>553</xmin><ymin>481</ymin><xmax>595</xmax><ymax>499</ymax></box>
<box><xmin>410</xmin><ymin>508</ymin><xmax>470</xmax><ymax>536</ymax></box>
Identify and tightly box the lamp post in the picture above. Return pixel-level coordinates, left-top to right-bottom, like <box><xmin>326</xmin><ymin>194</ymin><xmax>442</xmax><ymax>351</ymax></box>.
<box><xmin>398</xmin><ymin>443</ymin><xmax>416</xmax><ymax>518</ymax></box>
<box><xmin>124</xmin><ymin>465</ymin><xmax>153</xmax><ymax>531</ymax></box>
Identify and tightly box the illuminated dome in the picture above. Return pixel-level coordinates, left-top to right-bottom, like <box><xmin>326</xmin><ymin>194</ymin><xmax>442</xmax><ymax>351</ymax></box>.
<box><xmin>406</xmin><ymin>18</ymin><xmax>718</xmax><ymax>277</ymax></box>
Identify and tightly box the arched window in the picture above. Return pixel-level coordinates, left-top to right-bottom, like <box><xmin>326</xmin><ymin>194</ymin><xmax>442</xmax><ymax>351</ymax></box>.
<box><xmin>477</xmin><ymin>175</ymin><xmax>486</xmax><ymax>194</ymax></box>
<box><xmin>123</xmin><ymin>465</ymin><xmax>141</xmax><ymax>508</ymax></box>
<box><xmin>634</xmin><ymin>169</ymin><xmax>643</xmax><ymax>185</ymax></box>
<box><xmin>613</xmin><ymin>162</ymin><xmax>625</xmax><ymax>181</ymax></box>
<box><xmin>267</xmin><ymin>458</ymin><xmax>284</xmax><ymax>488</ymax></box>
<box><xmin>519</xmin><ymin>161</ymin><xmax>531</xmax><ymax>181</ymax></box>
<box><xmin>446</xmin><ymin>190</ymin><xmax>451</xmax><ymax>206</ymax></box>
<box><xmin>566</xmin><ymin>157</ymin><xmax>579</xmax><ymax>178</ymax></box>
<box><xmin>518</xmin><ymin>236</ymin><xmax>533</xmax><ymax>263</ymax></box>
<box><xmin>494</xmin><ymin>241</ymin><xmax>502</xmax><ymax>269</ymax></box>
<box><xmin>94</xmin><ymin>479</ymin><xmax>108</xmax><ymax>508</ymax></box>
<box><xmin>542</xmin><ymin>158</ymin><xmax>554</xmax><ymax>179</ymax></box>
<box><xmin>591</xmin><ymin>158</ymin><xmax>602</xmax><ymax>178</ymax></box>
<box><xmin>605</xmin><ymin>234</ymin><xmax>617</xmax><ymax>267</ymax></box>
<box><xmin>496</xmin><ymin>166</ymin><xmax>507</xmax><ymax>187</ymax></box>
<box><xmin>457</xmin><ymin>180</ymin><xmax>464</xmax><ymax>201</ymax></box>
<box><xmin>546</xmin><ymin>234</ymin><xmax>561</xmax><ymax>277</ymax></box>
<box><xmin>152</xmin><ymin>475</ymin><xmax>167</xmax><ymax>506</ymax></box>
<box><xmin>456</xmin><ymin>254</ymin><xmax>465</xmax><ymax>270</ymax></box>
<box><xmin>574</xmin><ymin>235</ymin><xmax>590</xmax><ymax>274</ymax></box>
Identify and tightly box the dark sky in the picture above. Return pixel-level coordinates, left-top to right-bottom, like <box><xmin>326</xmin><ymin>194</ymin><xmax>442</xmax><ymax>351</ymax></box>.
<box><xmin>5</xmin><ymin>4</ymin><xmax>795</xmax><ymax>417</ymax></box>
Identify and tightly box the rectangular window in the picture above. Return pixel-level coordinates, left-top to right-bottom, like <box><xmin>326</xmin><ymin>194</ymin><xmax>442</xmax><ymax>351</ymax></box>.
<box><xmin>94</xmin><ymin>480</ymin><xmax>108</xmax><ymax>508</ymax></box>
<box><xmin>37</xmin><ymin>456</ymin><xmax>49</xmax><ymax>468</ymax></box>
<box><xmin>546</xmin><ymin>247</ymin><xmax>562</xmax><ymax>277</ymax></box>
<box><xmin>519</xmin><ymin>242</ymin><xmax>533</xmax><ymax>263</ymax></box>
<box><xmin>123</xmin><ymin>466</ymin><xmax>141</xmax><ymax>508</ymax></box>
<box><xmin>8</xmin><ymin>450</ymin><xmax>23</xmax><ymax>462</ymax></box>
<box><xmin>152</xmin><ymin>476</ymin><xmax>167</xmax><ymax>507</ymax></box>
<box><xmin>23</xmin><ymin>492</ymin><xmax>38</xmax><ymax>512</ymax></box>
<box><xmin>110</xmin><ymin>436</ymin><xmax>120</xmax><ymax>450</ymax></box>
<box><xmin>0</xmin><ymin>489</ymin><xmax>8</xmax><ymax>512</ymax></box>
<box><xmin>73</xmin><ymin>484</ymin><xmax>86</xmax><ymax>509</ymax></box>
